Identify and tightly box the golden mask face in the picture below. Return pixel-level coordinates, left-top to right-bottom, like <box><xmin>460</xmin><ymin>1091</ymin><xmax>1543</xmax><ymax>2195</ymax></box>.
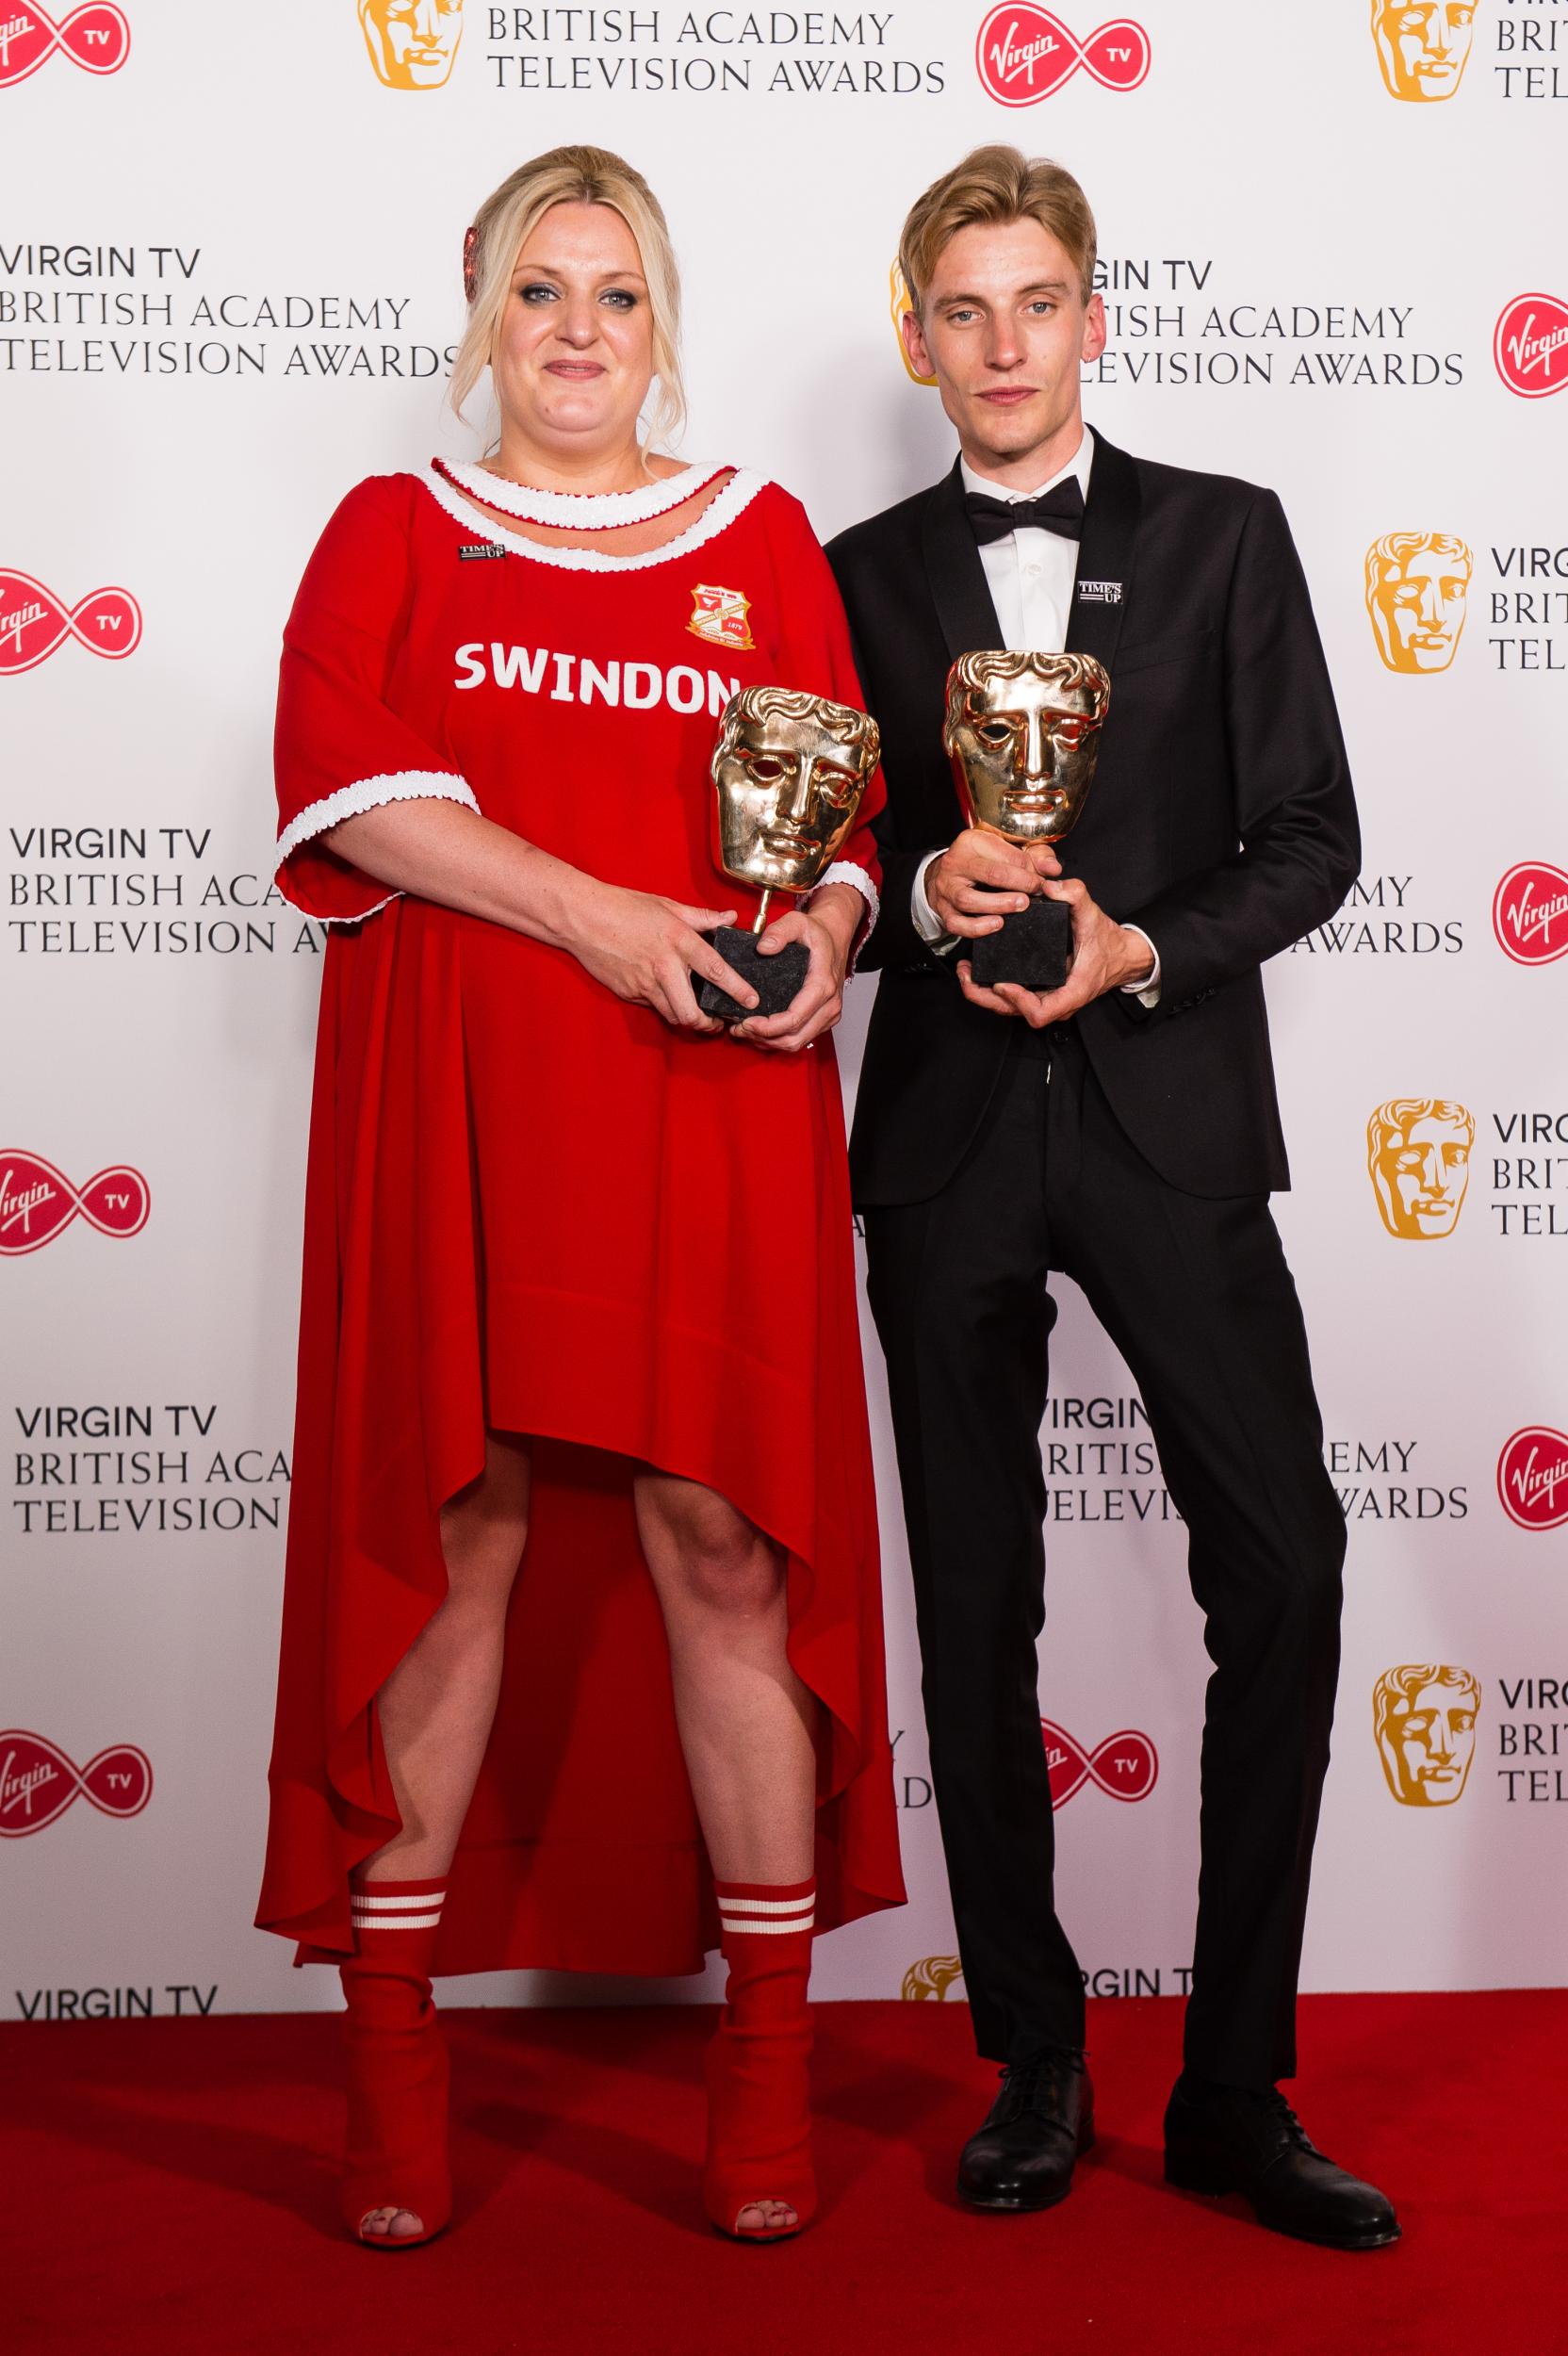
<box><xmin>1365</xmin><ymin>533</ymin><xmax>1473</xmax><ymax>673</ymax></box>
<box><xmin>943</xmin><ymin>651</ymin><xmax>1110</xmax><ymax>845</ymax></box>
<box><xmin>1372</xmin><ymin>0</ymin><xmax>1476</xmax><ymax>101</ymax></box>
<box><xmin>710</xmin><ymin>687</ymin><xmax>880</xmax><ymax>898</ymax></box>
<box><xmin>1367</xmin><ymin>1098</ymin><xmax>1475</xmax><ymax>1238</ymax></box>
<box><xmin>359</xmin><ymin>0</ymin><xmax>464</xmax><ymax>90</ymax></box>
<box><xmin>1373</xmin><ymin>1665</ymin><xmax>1480</xmax><ymax>1805</ymax></box>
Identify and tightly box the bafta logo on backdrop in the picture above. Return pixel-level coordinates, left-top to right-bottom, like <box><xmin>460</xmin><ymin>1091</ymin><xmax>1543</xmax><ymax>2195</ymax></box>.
<box><xmin>901</xmin><ymin>1956</ymin><xmax>965</xmax><ymax>2001</ymax></box>
<box><xmin>1366</xmin><ymin>1099</ymin><xmax>1474</xmax><ymax>1239</ymax></box>
<box><xmin>1373</xmin><ymin>1666</ymin><xmax>1480</xmax><ymax>1806</ymax></box>
<box><xmin>1371</xmin><ymin>1</ymin><xmax>1477</xmax><ymax>102</ymax></box>
<box><xmin>1364</xmin><ymin>533</ymin><xmax>1472</xmax><ymax>673</ymax></box>
<box><xmin>359</xmin><ymin>0</ymin><xmax>463</xmax><ymax>89</ymax></box>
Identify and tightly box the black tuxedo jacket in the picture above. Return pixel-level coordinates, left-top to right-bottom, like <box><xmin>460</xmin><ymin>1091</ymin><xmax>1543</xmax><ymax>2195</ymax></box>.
<box><xmin>826</xmin><ymin>431</ymin><xmax>1360</xmax><ymax>1205</ymax></box>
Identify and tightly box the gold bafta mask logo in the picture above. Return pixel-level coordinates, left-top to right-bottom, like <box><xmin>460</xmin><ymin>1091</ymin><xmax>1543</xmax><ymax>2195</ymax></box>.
<box><xmin>1371</xmin><ymin>2</ymin><xmax>1477</xmax><ymax>101</ymax></box>
<box><xmin>901</xmin><ymin>1955</ymin><xmax>965</xmax><ymax>2001</ymax></box>
<box><xmin>358</xmin><ymin>0</ymin><xmax>464</xmax><ymax>90</ymax></box>
<box><xmin>943</xmin><ymin>650</ymin><xmax>1111</xmax><ymax>847</ymax></box>
<box><xmin>1364</xmin><ymin>533</ymin><xmax>1473</xmax><ymax>674</ymax></box>
<box><xmin>1374</xmin><ymin>1664</ymin><xmax>1480</xmax><ymax>1805</ymax></box>
<box><xmin>890</xmin><ymin>260</ymin><xmax>937</xmax><ymax>387</ymax></box>
<box><xmin>710</xmin><ymin>686</ymin><xmax>880</xmax><ymax>902</ymax></box>
<box><xmin>1367</xmin><ymin>1099</ymin><xmax>1475</xmax><ymax>1240</ymax></box>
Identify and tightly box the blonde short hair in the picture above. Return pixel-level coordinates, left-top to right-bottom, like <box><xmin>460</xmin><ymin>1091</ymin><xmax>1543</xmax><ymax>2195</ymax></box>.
<box><xmin>451</xmin><ymin>144</ymin><xmax>685</xmax><ymax>449</ymax></box>
<box><xmin>899</xmin><ymin>145</ymin><xmax>1097</xmax><ymax>314</ymax></box>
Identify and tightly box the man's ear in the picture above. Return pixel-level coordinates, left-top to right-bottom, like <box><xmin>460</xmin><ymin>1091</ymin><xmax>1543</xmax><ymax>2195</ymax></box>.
<box><xmin>901</xmin><ymin>304</ymin><xmax>936</xmax><ymax>384</ymax></box>
<box><xmin>1080</xmin><ymin>292</ymin><xmax>1107</xmax><ymax>367</ymax></box>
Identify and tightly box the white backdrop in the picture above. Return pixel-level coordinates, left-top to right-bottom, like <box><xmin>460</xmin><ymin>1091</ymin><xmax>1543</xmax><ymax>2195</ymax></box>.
<box><xmin>4</xmin><ymin>0</ymin><xmax>1565</xmax><ymax>2027</ymax></box>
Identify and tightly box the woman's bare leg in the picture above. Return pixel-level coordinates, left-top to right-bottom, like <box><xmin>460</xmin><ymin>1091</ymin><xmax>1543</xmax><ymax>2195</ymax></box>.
<box><xmin>356</xmin><ymin>1429</ymin><xmax>531</xmax><ymax>2237</ymax></box>
<box><xmin>633</xmin><ymin>1469</ymin><xmax>817</xmax><ymax>2233</ymax></box>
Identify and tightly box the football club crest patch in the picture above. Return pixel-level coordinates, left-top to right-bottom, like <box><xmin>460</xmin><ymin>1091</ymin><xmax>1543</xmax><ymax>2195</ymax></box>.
<box><xmin>687</xmin><ymin>582</ymin><xmax>754</xmax><ymax>651</ymax></box>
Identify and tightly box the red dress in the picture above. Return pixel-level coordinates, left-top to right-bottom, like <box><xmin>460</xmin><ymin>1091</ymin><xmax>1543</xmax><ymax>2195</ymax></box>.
<box><xmin>255</xmin><ymin>461</ymin><xmax>906</xmax><ymax>1973</ymax></box>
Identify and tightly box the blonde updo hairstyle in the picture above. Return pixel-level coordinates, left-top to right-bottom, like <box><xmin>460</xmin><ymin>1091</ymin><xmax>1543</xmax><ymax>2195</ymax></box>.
<box><xmin>451</xmin><ymin>144</ymin><xmax>686</xmax><ymax>451</ymax></box>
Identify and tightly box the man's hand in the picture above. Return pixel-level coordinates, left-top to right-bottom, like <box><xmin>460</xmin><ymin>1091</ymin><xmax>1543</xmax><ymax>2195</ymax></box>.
<box><xmin>924</xmin><ymin>826</ymin><xmax>1061</xmax><ymax>940</ymax></box>
<box><xmin>956</xmin><ymin>876</ymin><xmax>1155</xmax><ymax>1027</ymax></box>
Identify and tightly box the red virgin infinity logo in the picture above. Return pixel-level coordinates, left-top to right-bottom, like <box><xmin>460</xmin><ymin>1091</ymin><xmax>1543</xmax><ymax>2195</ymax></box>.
<box><xmin>975</xmin><ymin>8</ymin><xmax>1151</xmax><ymax>105</ymax></box>
<box><xmin>0</xmin><ymin>1732</ymin><xmax>152</xmax><ymax>1835</ymax></box>
<box><xmin>0</xmin><ymin>569</ymin><xmax>140</xmax><ymax>674</ymax></box>
<box><xmin>0</xmin><ymin>1151</ymin><xmax>149</xmax><ymax>1253</ymax></box>
<box><xmin>0</xmin><ymin>5</ymin><xmax>129</xmax><ymax>86</ymax></box>
<box><xmin>1494</xmin><ymin>294</ymin><xmax>1568</xmax><ymax>399</ymax></box>
<box><xmin>1493</xmin><ymin>862</ymin><xmax>1568</xmax><ymax>966</ymax></box>
<box><xmin>1041</xmin><ymin>1719</ymin><xmax>1159</xmax><ymax>1806</ymax></box>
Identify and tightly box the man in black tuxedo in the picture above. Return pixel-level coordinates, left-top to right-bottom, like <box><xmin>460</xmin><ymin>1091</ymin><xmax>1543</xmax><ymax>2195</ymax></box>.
<box><xmin>827</xmin><ymin>146</ymin><xmax>1397</xmax><ymax>2250</ymax></box>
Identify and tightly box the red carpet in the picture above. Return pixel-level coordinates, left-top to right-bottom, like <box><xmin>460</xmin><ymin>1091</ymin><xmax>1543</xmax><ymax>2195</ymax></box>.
<box><xmin>5</xmin><ymin>1992</ymin><xmax>1560</xmax><ymax>2356</ymax></box>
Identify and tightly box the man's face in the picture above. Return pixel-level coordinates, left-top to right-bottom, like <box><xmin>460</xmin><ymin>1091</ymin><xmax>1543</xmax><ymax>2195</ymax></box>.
<box><xmin>903</xmin><ymin>219</ymin><xmax>1105</xmax><ymax>475</ymax></box>
<box><xmin>1368</xmin><ymin>541</ymin><xmax>1471</xmax><ymax>672</ymax></box>
<box><xmin>360</xmin><ymin>0</ymin><xmax>464</xmax><ymax>90</ymax></box>
<box><xmin>1373</xmin><ymin>2</ymin><xmax>1476</xmax><ymax>101</ymax></box>
<box><xmin>1380</xmin><ymin>1680</ymin><xmax>1478</xmax><ymax>1804</ymax></box>
<box><xmin>1372</xmin><ymin>1111</ymin><xmax>1472</xmax><ymax>1237</ymax></box>
<box><xmin>945</xmin><ymin>658</ymin><xmax>1108</xmax><ymax>845</ymax></box>
<box><xmin>712</xmin><ymin>696</ymin><xmax>876</xmax><ymax>896</ymax></box>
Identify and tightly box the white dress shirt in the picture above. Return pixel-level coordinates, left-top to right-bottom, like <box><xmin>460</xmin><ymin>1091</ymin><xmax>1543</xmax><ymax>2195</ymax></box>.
<box><xmin>911</xmin><ymin>428</ymin><xmax>1160</xmax><ymax>1004</ymax></box>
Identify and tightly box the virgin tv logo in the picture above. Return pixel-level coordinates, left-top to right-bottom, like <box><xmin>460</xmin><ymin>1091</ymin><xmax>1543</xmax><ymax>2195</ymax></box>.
<box><xmin>975</xmin><ymin>8</ymin><xmax>1150</xmax><ymax>105</ymax></box>
<box><xmin>1497</xmin><ymin>1428</ymin><xmax>1568</xmax><ymax>1531</ymax></box>
<box><xmin>1493</xmin><ymin>863</ymin><xmax>1568</xmax><ymax>966</ymax></box>
<box><xmin>1494</xmin><ymin>295</ymin><xmax>1568</xmax><ymax>399</ymax></box>
<box><xmin>0</xmin><ymin>5</ymin><xmax>129</xmax><ymax>87</ymax></box>
<box><xmin>0</xmin><ymin>1731</ymin><xmax>152</xmax><ymax>1836</ymax></box>
<box><xmin>1041</xmin><ymin>1719</ymin><xmax>1158</xmax><ymax>1805</ymax></box>
<box><xmin>0</xmin><ymin>569</ymin><xmax>140</xmax><ymax>675</ymax></box>
<box><xmin>0</xmin><ymin>1151</ymin><xmax>149</xmax><ymax>1253</ymax></box>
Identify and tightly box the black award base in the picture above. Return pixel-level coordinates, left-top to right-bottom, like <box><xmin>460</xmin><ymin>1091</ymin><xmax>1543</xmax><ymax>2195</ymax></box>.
<box><xmin>696</xmin><ymin>925</ymin><xmax>808</xmax><ymax>1023</ymax></box>
<box><xmin>971</xmin><ymin>896</ymin><xmax>1073</xmax><ymax>991</ymax></box>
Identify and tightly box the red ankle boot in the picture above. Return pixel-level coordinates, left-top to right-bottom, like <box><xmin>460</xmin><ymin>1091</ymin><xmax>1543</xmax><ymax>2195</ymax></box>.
<box><xmin>703</xmin><ymin>1877</ymin><xmax>817</xmax><ymax>2242</ymax></box>
<box><xmin>340</xmin><ymin>1875</ymin><xmax>451</xmax><ymax>2249</ymax></box>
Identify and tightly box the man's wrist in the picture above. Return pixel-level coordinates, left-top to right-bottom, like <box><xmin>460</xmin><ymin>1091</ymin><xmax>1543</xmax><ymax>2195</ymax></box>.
<box><xmin>1116</xmin><ymin>923</ymin><xmax>1161</xmax><ymax>1005</ymax></box>
<box><xmin>1118</xmin><ymin>925</ymin><xmax>1155</xmax><ymax>986</ymax></box>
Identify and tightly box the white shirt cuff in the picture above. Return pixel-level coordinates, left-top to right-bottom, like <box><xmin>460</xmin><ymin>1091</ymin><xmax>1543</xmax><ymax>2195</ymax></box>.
<box><xmin>911</xmin><ymin>847</ymin><xmax>948</xmax><ymax>945</ymax></box>
<box><xmin>1119</xmin><ymin>924</ymin><xmax>1161</xmax><ymax>1006</ymax></box>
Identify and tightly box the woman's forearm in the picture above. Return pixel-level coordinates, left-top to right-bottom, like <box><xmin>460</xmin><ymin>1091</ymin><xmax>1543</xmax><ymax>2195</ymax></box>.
<box><xmin>321</xmin><ymin>799</ymin><xmax>594</xmax><ymax>950</ymax></box>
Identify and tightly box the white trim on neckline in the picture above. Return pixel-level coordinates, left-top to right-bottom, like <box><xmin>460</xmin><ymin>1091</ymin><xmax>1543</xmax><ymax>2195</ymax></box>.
<box><xmin>417</xmin><ymin>462</ymin><xmax>768</xmax><ymax>574</ymax></box>
<box><xmin>433</xmin><ymin>455</ymin><xmax>727</xmax><ymax>530</ymax></box>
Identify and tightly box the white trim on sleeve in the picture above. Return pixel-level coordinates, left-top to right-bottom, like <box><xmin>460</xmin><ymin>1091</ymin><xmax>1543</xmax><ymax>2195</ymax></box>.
<box><xmin>275</xmin><ymin>769</ymin><xmax>480</xmax><ymax>869</ymax></box>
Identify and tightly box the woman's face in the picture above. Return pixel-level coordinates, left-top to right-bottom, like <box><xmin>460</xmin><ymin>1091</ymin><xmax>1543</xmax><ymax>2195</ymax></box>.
<box><xmin>490</xmin><ymin>201</ymin><xmax>655</xmax><ymax>457</ymax></box>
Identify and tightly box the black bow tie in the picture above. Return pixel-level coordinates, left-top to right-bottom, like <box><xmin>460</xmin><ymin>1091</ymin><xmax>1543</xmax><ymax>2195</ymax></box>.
<box><xmin>964</xmin><ymin>478</ymin><xmax>1086</xmax><ymax>546</ymax></box>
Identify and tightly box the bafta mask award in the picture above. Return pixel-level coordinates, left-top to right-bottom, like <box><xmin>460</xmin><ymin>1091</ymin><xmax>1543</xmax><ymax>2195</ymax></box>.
<box><xmin>697</xmin><ymin>685</ymin><xmax>881</xmax><ymax>1023</ymax></box>
<box><xmin>943</xmin><ymin>649</ymin><xmax>1112</xmax><ymax>990</ymax></box>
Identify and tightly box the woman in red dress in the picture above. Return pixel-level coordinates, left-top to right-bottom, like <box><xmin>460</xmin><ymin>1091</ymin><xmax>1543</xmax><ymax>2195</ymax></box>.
<box><xmin>255</xmin><ymin>144</ymin><xmax>904</xmax><ymax>2248</ymax></box>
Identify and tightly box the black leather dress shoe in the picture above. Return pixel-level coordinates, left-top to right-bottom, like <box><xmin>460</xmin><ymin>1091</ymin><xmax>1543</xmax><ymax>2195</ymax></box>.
<box><xmin>1164</xmin><ymin>2078</ymin><xmax>1400</xmax><ymax>2250</ymax></box>
<box><xmin>957</xmin><ymin>2051</ymin><xmax>1094</xmax><ymax>2212</ymax></box>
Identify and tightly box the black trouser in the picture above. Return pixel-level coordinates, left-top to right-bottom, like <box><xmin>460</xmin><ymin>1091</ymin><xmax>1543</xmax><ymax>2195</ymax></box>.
<box><xmin>863</xmin><ymin>1023</ymin><xmax>1345</xmax><ymax>2088</ymax></box>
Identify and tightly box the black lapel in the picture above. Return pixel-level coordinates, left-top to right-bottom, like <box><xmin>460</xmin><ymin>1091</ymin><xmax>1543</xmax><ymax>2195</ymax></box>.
<box><xmin>1065</xmin><ymin>429</ymin><xmax>1140</xmax><ymax>675</ymax></box>
<box><xmin>921</xmin><ymin>458</ymin><xmax>1004</xmax><ymax>661</ymax></box>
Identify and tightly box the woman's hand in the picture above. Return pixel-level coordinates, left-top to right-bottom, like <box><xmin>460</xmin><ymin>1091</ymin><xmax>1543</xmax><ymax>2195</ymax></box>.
<box><xmin>733</xmin><ymin>883</ymin><xmax>860</xmax><ymax>1055</ymax></box>
<box><xmin>562</xmin><ymin>878</ymin><xmax>759</xmax><ymax>1035</ymax></box>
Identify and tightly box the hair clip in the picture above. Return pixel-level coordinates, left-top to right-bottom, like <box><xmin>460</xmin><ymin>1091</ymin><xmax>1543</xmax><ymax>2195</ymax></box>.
<box><xmin>463</xmin><ymin>224</ymin><xmax>480</xmax><ymax>304</ymax></box>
